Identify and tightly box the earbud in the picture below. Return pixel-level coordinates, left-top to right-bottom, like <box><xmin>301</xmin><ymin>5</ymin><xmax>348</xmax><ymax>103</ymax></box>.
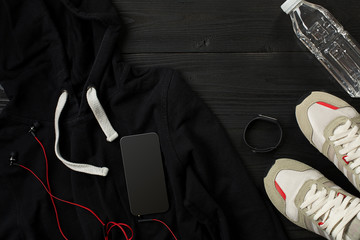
<box><xmin>9</xmin><ymin>152</ymin><xmax>17</xmax><ymax>166</ymax></box>
<box><xmin>29</xmin><ymin>121</ymin><xmax>40</xmax><ymax>136</ymax></box>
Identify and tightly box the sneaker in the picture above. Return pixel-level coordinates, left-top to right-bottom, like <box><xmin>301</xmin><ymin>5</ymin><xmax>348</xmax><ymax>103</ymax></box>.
<box><xmin>264</xmin><ymin>158</ymin><xmax>360</xmax><ymax>240</ymax></box>
<box><xmin>296</xmin><ymin>91</ymin><xmax>360</xmax><ymax>191</ymax></box>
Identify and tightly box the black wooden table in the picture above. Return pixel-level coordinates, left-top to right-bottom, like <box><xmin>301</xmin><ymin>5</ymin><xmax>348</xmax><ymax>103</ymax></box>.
<box><xmin>2</xmin><ymin>0</ymin><xmax>360</xmax><ymax>239</ymax></box>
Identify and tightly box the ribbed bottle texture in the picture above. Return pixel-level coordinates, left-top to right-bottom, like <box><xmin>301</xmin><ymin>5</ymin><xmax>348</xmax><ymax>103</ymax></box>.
<box><xmin>282</xmin><ymin>0</ymin><xmax>360</xmax><ymax>97</ymax></box>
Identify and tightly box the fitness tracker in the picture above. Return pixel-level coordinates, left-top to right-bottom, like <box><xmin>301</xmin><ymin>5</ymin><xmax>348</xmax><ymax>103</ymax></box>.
<box><xmin>243</xmin><ymin>114</ymin><xmax>283</xmax><ymax>153</ymax></box>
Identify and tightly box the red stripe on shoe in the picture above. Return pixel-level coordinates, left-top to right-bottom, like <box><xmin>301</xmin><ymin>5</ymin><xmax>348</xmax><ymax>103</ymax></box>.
<box><xmin>316</xmin><ymin>101</ymin><xmax>339</xmax><ymax>110</ymax></box>
<box><xmin>342</xmin><ymin>155</ymin><xmax>349</xmax><ymax>164</ymax></box>
<box><xmin>337</xmin><ymin>192</ymin><xmax>346</xmax><ymax>198</ymax></box>
<box><xmin>275</xmin><ymin>181</ymin><xmax>286</xmax><ymax>200</ymax></box>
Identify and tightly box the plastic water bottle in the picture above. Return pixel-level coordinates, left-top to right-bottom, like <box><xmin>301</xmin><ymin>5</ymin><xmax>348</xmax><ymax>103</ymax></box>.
<box><xmin>281</xmin><ymin>0</ymin><xmax>360</xmax><ymax>97</ymax></box>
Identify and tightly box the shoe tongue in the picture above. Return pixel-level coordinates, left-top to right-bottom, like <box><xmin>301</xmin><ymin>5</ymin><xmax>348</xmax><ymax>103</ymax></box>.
<box><xmin>344</xmin><ymin>212</ymin><xmax>360</xmax><ymax>240</ymax></box>
<box><xmin>333</xmin><ymin>122</ymin><xmax>349</xmax><ymax>135</ymax></box>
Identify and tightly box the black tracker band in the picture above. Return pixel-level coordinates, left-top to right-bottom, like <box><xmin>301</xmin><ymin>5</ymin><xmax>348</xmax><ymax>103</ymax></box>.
<box><xmin>243</xmin><ymin>114</ymin><xmax>283</xmax><ymax>153</ymax></box>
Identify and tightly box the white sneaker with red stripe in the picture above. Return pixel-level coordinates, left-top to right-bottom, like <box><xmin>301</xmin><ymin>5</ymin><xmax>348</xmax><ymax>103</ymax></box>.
<box><xmin>264</xmin><ymin>158</ymin><xmax>360</xmax><ymax>240</ymax></box>
<box><xmin>296</xmin><ymin>91</ymin><xmax>360</xmax><ymax>192</ymax></box>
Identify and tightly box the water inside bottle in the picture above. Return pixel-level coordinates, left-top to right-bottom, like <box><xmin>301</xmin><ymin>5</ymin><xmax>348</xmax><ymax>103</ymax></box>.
<box><xmin>291</xmin><ymin>4</ymin><xmax>360</xmax><ymax>97</ymax></box>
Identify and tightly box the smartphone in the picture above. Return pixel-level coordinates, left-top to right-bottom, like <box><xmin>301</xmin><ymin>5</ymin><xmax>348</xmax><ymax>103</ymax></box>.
<box><xmin>120</xmin><ymin>132</ymin><xmax>169</xmax><ymax>216</ymax></box>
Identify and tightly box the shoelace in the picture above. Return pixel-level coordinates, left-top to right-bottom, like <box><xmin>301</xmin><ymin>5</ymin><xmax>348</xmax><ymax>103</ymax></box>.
<box><xmin>329</xmin><ymin>119</ymin><xmax>360</xmax><ymax>174</ymax></box>
<box><xmin>54</xmin><ymin>87</ymin><xmax>119</xmax><ymax>176</ymax></box>
<box><xmin>300</xmin><ymin>184</ymin><xmax>360</xmax><ymax>240</ymax></box>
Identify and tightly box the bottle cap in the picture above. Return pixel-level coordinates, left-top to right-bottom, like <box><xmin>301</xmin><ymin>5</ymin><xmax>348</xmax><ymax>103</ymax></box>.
<box><xmin>281</xmin><ymin>0</ymin><xmax>303</xmax><ymax>14</ymax></box>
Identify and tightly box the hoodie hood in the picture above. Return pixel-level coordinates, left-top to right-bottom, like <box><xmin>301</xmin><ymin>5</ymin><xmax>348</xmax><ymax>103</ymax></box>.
<box><xmin>0</xmin><ymin>0</ymin><xmax>122</xmax><ymax>121</ymax></box>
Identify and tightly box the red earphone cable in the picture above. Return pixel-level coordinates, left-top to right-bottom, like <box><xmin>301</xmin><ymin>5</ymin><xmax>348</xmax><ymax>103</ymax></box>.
<box><xmin>106</xmin><ymin>222</ymin><xmax>133</xmax><ymax>240</ymax></box>
<box><xmin>33</xmin><ymin>135</ymin><xmax>68</xmax><ymax>239</ymax></box>
<box><xmin>18</xmin><ymin>134</ymin><xmax>132</xmax><ymax>240</ymax></box>
<box><xmin>151</xmin><ymin>219</ymin><xmax>178</xmax><ymax>240</ymax></box>
<box><xmin>15</xmin><ymin>163</ymin><xmax>106</xmax><ymax>226</ymax></box>
<box><xmin>16</xmin><ymin>134</ymin><xmax>177</xmax><ymax>240</ymax></box>
<box><xmin>138</xmin><ymin>218</ymin><xmax>178</xmax><ymax>240</ymax></box>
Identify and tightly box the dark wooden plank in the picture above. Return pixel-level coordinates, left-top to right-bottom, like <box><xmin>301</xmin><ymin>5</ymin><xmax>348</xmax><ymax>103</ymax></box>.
<box><xmin>0</xmin><ymin>50</ymin><xmax>356</xmax><ymax>238</ymax></box>
<box><xmin>113</xmin><ymin>0</ymin><xmax>360</xmax><ymax>53</ymax></box>
<box><xmin>2</xmin><ymin>0</ymin><xmax>360</xmax><ymax>236</ymax></box>
<box><xmin>121</xmin><ymin>52</ymin><xmax>353</xmax><ymax>240</ymax></box>
<box><xmin>120</xmin><ymin>52</ymin><xmax>354</xmax><ymax>179</ymax></box>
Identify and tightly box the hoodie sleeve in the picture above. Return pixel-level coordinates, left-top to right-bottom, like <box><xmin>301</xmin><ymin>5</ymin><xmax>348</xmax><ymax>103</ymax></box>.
<box><xmin>166</xmin><ymin>71</ymin><xmax>288</xmax><ymax>240</ymax></box>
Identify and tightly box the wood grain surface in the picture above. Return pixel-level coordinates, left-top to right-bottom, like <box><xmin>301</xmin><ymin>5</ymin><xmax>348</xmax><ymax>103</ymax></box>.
<box><xmin>3</xmin><ymin>0</ymin><xmax>360</xmax><ymax>239</ymax></box>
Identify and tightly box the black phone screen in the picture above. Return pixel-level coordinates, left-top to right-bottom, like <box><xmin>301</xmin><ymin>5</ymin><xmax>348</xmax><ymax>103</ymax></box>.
<box><xmin>120</xmin><ymin>132</ymin><xmax>169</xmax><ymax>216</ymax></box>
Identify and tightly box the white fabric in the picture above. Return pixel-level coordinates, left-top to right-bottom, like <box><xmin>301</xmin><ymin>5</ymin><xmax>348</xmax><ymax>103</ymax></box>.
<box><xmin>300</xmin><ymin>184</ymin><xmax>360</xmax><ymax>240</ymax></box>
<box><xmin>54</xmin><ymin>90</ymin><xmax>110</xmax><ymax>176</ymax></box>
<box><xmin>330</xmin><ymin>120</ymin><xmax>360</xmax><ymax>175</ymax></box>
<box><xmin>312</xmin><ymin>222</ymin><xmax>320</xmax><ymax>235</ymax></box>
<box><xmin>86</xmin><ymin>87</ymin><xmax>118</xmax><ymax>142</ymax></box>
<box><xmin>343</xmin><ymin>167</ymin><xmax>348</xmax><ymax>178</ymax></box>
<box><xmin>353</xmin><ymin>175</ymin><xmax>357</xmax><ymax>187</ymax></box>
<box><xmin>307</xmin><ymin>104</ymin><xmax>357</xmax><ymax>150</ymax></box>
<box><xmin>276</xmin><ymin>169</ymin><xmax>323</xmax><ymax>222</ymax></box>
<box><xmin>334</xmin><ymin>154</ymin><xmax>339</xmax><ymax>168</ymax></box>
<box><xmin>327</xmin><ymin>146</ymin><xmax>335</xmax><ymax>162</ymax></box>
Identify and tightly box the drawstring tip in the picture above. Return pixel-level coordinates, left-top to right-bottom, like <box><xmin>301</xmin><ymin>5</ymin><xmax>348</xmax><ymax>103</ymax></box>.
<box><xmin>101</xmin><ymin>167</ymin><xmax>109</xmax><ymax>176</ymax></box>
<box><xmin>106</xmin><ymin>132</ymin><xmax>119</xmax><ymax>142</ymax></box>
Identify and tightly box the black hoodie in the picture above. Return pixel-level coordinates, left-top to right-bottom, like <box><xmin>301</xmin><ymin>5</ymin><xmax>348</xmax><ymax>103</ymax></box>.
<box><xmin>0</xmin><ymin>0</ymin><xmax>288</xmax><ymax>239</ymax></box>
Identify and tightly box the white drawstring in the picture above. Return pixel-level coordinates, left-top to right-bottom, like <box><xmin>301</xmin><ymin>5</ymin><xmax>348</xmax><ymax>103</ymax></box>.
<box><xmin>54</xmin><ymin>88</ymin><xmax>119</xmax><ymax>176</ymax></box>
<box><xmin>86</xmin><ymin>87</ymin><xmax>118</xmax><ymax>142</ymax></box>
